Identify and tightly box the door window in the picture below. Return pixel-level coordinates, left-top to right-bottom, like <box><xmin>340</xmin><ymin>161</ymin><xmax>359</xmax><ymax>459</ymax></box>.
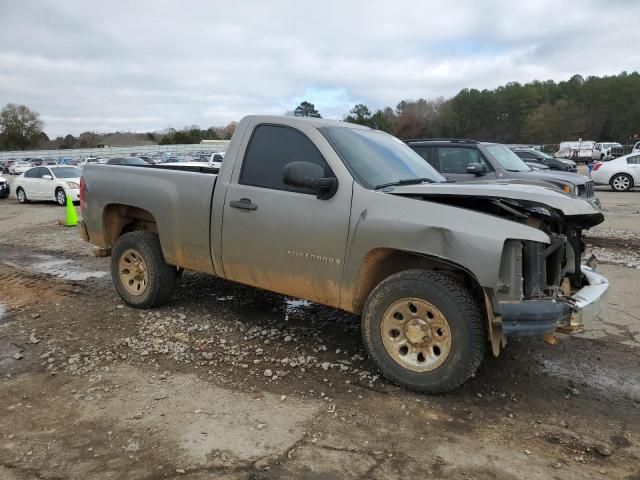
<box><xmin>24</xmin><ymin>168</ymin><xmax>40</xmax><ymax>178</ymax></box>
<box><xmin>240</xmin><ymin>124</ymin><xmax>333</xmax><ymax>194</ymax></box>
<box><xmin>411</xmin><ymin>146</ymin><xmax>439</xmax><ymax>170</ymax></box>
<box><xmin>437</xmin><ymin>147</ymin><xmax>492</xmax><ymax>174</ymax></box>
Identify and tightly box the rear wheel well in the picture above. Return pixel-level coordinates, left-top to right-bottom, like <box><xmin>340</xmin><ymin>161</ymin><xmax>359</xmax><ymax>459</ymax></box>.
<box><xmin>103</xmin><ymin>204</ymin><xmax>158</xmax><ymax>247</ymax></box>
<box><xmin>352</xmin><ymin>249</ymin><xmax>485</xmax><ymax>315</ymax></box>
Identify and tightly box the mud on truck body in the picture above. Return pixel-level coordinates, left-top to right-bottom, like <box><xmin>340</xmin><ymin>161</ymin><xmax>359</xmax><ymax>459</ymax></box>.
<box><xmin>79</xmin><ymin>115</ymin><xmax>608</xmax><ymax>393</ymax></box>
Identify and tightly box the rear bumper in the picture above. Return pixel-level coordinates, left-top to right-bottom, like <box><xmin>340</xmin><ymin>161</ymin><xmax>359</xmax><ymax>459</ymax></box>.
<box><xmin>500</xmin><ymin>265</ymin><xmax>608</xmax><ymax>337</ymax></box>
<box><xmin>78</xmin><ymin>220</ymin><xmax>90</xmax><ymax>242</ymax></box>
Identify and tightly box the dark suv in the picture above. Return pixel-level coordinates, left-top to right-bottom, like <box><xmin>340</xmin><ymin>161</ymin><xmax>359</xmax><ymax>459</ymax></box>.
<box><xmin>511</xmin><ymin>148</ymin><xmax>577</xmax><ymax>172</ymax></box>
<box><xmin>406</xmin><ymin>139</ymin><xmax>599</xmax><ymax>209</ymax></box>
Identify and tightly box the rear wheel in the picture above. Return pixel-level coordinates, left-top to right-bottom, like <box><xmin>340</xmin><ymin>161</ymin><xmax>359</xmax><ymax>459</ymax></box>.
<box><xmin>610</xmin><ymin>173</ymin><xmax>633</xmax><ymax>192</ymax></box>
<box><xmin>16</xmin><ymin>187</ymin><xmax>28</xmax><ymax>204</ymax></box>
<box><xmin>55</xmin><ymin>187</ymin><xmax>66</xmax><ymax>206</ymax></box>
<box><xmin>361</xmin><ymin>270</ymin><xmax>486</xmax><ymax>393</ymax></box>
<box><xmin>111</xmin><ymin>231</ymin><xmax>176</xmax><ymax>308</ymax></box>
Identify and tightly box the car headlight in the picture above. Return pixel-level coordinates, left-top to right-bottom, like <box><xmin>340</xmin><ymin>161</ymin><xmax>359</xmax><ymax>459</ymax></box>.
<box><xmin>561</xmin><ymin>184</ymin><xmax>578</xmax><ymax>195</ymax></box>
<box><xmin>66</xmin><ymin>181</ymin><xmax>80</xmax><ymax>189</ymax></box>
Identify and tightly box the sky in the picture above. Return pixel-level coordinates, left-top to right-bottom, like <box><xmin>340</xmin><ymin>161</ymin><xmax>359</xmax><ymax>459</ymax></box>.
<box><xmin>1</xmin><ymin>0</ymin><xmax>639</xmax><ymax>137</ymax></box>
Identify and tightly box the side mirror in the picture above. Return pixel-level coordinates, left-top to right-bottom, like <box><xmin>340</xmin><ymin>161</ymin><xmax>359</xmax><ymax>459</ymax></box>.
<box><xmin>282</xmin><ymin>161</ymin><xmax>338</xmax><ymax>200</ymax></box>
<box><xmin>42</xmin><ymin>174</ymin><xmax>53</xmax><ymax>180</ymax></box>
<box><xmin>466</xmin><ymin>163</ymin><xmax>484</xmax><ymax>175</ymax></box>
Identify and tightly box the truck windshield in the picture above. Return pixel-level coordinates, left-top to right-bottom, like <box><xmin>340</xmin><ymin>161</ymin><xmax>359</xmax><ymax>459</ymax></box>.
<box><xmin>319</xmin><ymin>126</ymin><xmax>445</xmax><ymax>189</ymax></box>
<box><xmin>485</xmin><ymin>144</ymin><xmax>532</xmax><ymax>172</ymax></box>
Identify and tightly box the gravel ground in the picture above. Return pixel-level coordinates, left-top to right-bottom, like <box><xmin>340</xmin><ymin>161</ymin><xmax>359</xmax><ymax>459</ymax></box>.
<box><xmin>0</xmin><ymin>185</ymin><xmax>639</xmax><ymax>480</ymax></box>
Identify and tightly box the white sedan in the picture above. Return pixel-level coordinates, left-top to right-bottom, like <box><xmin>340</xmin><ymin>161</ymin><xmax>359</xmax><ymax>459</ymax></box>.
<box><xmin>590</xmin><ymin>153</ymin><xmax>640</xmax><ymax>192</ymax></box>
<box><xmin>9</xmin><ymin>161</ymin><xmax>32</xmax><ymax>175</ymax></box>
<box><xmin>14</xmin><ymin>165</ymin><xmax>82</xmax><ymax>205</ymax></box>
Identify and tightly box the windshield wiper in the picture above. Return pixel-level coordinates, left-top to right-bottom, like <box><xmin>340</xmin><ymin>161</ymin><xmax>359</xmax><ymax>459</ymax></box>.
<box><xmin>374</xmin><ymin>177</ymin><xmax>436</xmax><ymax>190</ymax></box>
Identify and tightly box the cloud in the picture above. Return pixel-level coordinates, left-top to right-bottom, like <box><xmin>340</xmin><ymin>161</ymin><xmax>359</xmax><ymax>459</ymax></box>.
<box><xmin>0</xmin><ymin>0</ymin><xmax>638</xmax><ymax>136</ymax></box>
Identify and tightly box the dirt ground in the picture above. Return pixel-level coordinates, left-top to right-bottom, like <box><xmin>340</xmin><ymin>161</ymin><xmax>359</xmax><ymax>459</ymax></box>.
<box><xmin>1</xmin><ymin>179</ymin><xmax>639</xmax><ymax>480</ymax></box>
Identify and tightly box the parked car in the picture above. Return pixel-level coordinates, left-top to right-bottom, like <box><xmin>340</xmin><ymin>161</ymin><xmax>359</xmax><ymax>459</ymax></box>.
<box><xmin>592</xmin><ymin>142</ymin><xmax>624</xmax><ymax>161</ymax></box>
<box><xmin>526</xmin><ymin>162</ymin><xmax>550</xmax><ymax>170</ymax></box>
<box><xmin>0</xmin><ymin>174</ymin><xmax>9</xmax><ymax>199</ymax></box>
<box><xmin>14</xmin><ymin>165</ymin><xmax>82</xmax><ymax>205</ymax></box>
<box><xmin>406</xmin><ymin>139</ymin><xmax>599</xmax><ymax>209</ymax></box>
<box><xmin>9</xmin><ymin>161</ymin><xmax>32</xmax><ymax>175</ymax></box>
<box><xmin>29</xmin><ymin>157</ymin><xmax>45</xmax><ymax>166</ymax></box>
<box><xmin>3</xmin><ymin>160</ymin><xmax>16</xmax><ymax>174</ymax></box>
<box><xmin>105</xmin><ymin>157</ymin><xmax>149</xmax><ymax>166</ymax></box>
<box><xmin>556</xmin><ymin>141</ymin><xmax>595</xmax><ymax>162</ymax></box>
<box><xmin>511</xmin><ymin>148</ymin><xmax>577</xmax><ymax>172</ymax></box>
<box><xmin>209</xmin><ymin>151</ymin><xmax>225</xmax><ymax>169</ymax></box>
<box><xmin>80</xmin><ymin>157</ymin><xmax>101</xmax><ymax>167</ymax></box>
<box><xmin>632</xmin><ymin>142</ymin><xmax>640</xmax><ymax>154</ymax></box>
<box><xmin>590</xmin><ymin>153</ymin><xmax>640</xmax><ymax>192</ymax></box>
<box><xmin>79</xmin><ymin>115</ymin><xmax>608</xmax><ymax>393</ymax></box>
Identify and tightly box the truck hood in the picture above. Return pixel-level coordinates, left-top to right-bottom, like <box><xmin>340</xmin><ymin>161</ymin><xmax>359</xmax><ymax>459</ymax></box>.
<box><xmin>386</xmin><ymin>182</ymin><xmax>603</xmax><ymax>225</ymax></box>
<box><xmin>508</xmin><ymin>169</ymin><xmax>591</xmax><ymax>186</ymax></box>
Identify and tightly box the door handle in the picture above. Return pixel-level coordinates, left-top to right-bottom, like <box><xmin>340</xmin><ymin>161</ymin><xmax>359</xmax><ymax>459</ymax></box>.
<box><xmin>229</xmin><ymin>198</ymin><xmax>258</xmax><ymax>211</ymax></box>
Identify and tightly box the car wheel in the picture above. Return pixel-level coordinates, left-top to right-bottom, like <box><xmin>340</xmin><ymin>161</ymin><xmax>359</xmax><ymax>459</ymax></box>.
<box><xmin>361</xmin><ymin>269</ymin><xmax>486</xmax><ymax>393</ymax></box>
<box><xmin>55</xmin><ymin>188</ymin><xmax>67</xmax><ymax>206</ymax></box>
<box><xmin>610</xmin><ymin>173</ymin><xmax>633</xmax><ymax>192</ymax></box>
<box><xmin>16</xmin><ymin>187</ymin><xmax>29</xmax><ymax>204</ymax></box>
<box><xmin>111</xmin><ymin>231</ymin><xmax>176</xmax><ymax>308</ymax></box>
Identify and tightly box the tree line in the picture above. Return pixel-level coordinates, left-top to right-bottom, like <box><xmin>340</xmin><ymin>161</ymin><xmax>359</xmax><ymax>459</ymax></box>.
<box><xmin>342</xmin><ymin>72</ymin><xmax>640</xmax><ymax>144</ymax></box>
<box><xmin>2</xmin><ymin>72</ymin><xmax>639</xmax><ymax>151</ymax></box>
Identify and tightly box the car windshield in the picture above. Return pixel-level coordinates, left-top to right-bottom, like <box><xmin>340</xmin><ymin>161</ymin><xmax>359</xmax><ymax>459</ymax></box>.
<box><xmin>485</xmin><ymin>145</ymin><xmax>531</xmax><ymax>172</ymax></box>
<box><xmin>319</xmin><ymin>127</ymin><xmax>446</xmax><ymax>189</ymax></box>
<box><xmin>52</xmin><ymin>167</ymin><xmax>81</xmax><ymax>178</ymax></box>
<box><xmin>126</xmin><ymin>157</ymin><xmax>148</xmax><ymax>165</ymax></box>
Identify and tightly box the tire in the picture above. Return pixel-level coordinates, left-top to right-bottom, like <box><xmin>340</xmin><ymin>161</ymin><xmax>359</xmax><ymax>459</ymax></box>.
<box><xmin>55</xmin><ymin>187</ymin><xmax>66</xmax><ymax>206</ymax></box>
<box><xmin>362</xmin><ymin>270</ymin><xmax>486</xmax><ymax>393</ymax></box>
<box><xmin>110</xmin><ymin>231</ymin><xmax>176</xmax><ymax>308</ymax></box>
<box><xmin>16</xmin><ymin>187</ymin><xmax>28</xmax><ymax>204</ymax></box>
<box><xmin>610</xmin><ymin>173</ymin><xmax>633</xmax><ymax>192</ymax></box>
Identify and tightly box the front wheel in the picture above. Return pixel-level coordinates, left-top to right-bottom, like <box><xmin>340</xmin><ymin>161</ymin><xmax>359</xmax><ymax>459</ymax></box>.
<box><xmin>110</xmin><ymin>231</ymin><xmax>176</xmax><ymax>308</ymax></box>
<box><xmin>610</xmin><ymin>173</ymin><xmax>633</xmax><ymax>192</ymax></box>
<box><xmin>55</xmin><ymin>187</ymin><xmax>66</xmax><ymax>206</ymax></box>
<box><xmin>16</xmin><ymin>187</ymin><xmax>28</xmax><ymax>204</ymax></box>
<box><xmin>362</xmin><ymin>270</ymin><xmax>486</xmax><ymax>393</ymax></box>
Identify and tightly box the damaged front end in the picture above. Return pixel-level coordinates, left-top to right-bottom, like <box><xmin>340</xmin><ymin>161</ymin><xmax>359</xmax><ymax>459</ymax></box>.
<box><xmin>454</xmin><ymin>196</ymin><xmax>607</xmax><ymax>352</ymax></box>
<box><xmin>389</xmin><ymin>186</ymin><xmax>608</xmax><ymax>354</ymax></box>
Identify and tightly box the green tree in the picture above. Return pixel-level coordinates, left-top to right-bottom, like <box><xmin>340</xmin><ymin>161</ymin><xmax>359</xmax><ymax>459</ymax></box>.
<box><xmin>0</xmin><ymin>103</ymin><xmax>44</xmax><ymax>150</ymax></box>
<box><xmin>345</xmin><ymin>104</ymin><xmax>372</xmax><ymax>125</ymax></box>
<box><xmin>293</xmin><ymin>101</ymin><xmax>322</xmax><ymax>118</ymax></box>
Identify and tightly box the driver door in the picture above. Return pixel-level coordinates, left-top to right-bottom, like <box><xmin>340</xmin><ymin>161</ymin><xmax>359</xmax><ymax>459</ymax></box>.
<box><xmin>220</xmin><ymin>124</ymin><xmax>352</xmax><ymax>306</ymax></box>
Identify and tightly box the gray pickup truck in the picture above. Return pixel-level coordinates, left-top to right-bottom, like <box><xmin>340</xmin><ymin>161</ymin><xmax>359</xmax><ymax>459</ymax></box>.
<box><xmin>79</xmin><ymin>116</ymin><xmax>609</xmax><ymax>393</ymax></box>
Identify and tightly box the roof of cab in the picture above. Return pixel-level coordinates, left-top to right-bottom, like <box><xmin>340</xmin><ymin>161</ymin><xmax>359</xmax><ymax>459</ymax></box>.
<box><xmin>241</xmin><ymin>115</ymin><xmax>372</xmax><ymax>130</ymax></box>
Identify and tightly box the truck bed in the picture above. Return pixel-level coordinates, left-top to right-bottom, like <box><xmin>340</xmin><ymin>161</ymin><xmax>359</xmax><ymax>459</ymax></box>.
<box><xmin>81</xmin><ymin>164</ymin><xmax>218</xmax><ymax>274</ymax></box>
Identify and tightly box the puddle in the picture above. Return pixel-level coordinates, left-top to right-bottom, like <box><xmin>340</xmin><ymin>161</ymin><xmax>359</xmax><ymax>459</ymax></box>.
<box><xmin>537</xmin><ymin>356</ymin><xmax>640</xmax><ymax>400</ymax></box>
<box><xmin>285</xmin><ymin>298</ymin><xmax>312</xmax><ymax>310</ymax></box>
<box><xmin>13</xmin><ymin>254</ymin><xmax>109</xmax><ymax>281</ymax></box>
<box><xmin>284</xmin><ymin>298</ymin><xmax>313</xmax><ymax>321</ymax></box>
<box><xmin>0</xmin><ymin>304</ymin><xmax>5</xmax><ymax>323</ymax></box>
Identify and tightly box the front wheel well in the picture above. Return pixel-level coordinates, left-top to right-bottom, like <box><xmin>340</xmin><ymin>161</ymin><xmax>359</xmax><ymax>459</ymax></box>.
<box><xmin>351</xmin><ymin>248</ymin><xmax>485</xmax><ymax>315</ymax></box>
